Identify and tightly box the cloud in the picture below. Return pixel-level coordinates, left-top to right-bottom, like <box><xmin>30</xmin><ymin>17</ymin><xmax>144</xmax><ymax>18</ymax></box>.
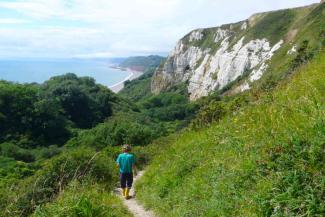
<box><xmin>73</xmin><ymin>52</ymin><xmax>114</xmax><ymax>58</ymax></box>
<box><xmin>0</xmin><ymin>0</ymin><xmax>320</xmax><ymax>58</ymax></box>
<box><xmin>0</xmin><ymin>0</ymin><xmax>67</xmax><ymax>18</ymax></box>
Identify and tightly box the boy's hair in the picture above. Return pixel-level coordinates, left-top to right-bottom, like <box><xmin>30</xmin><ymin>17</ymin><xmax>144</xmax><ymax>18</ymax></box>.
<box><xmin>122</xmin><ymin>144</ymin><xmax>131</xmax><ymax>152</ymax></box>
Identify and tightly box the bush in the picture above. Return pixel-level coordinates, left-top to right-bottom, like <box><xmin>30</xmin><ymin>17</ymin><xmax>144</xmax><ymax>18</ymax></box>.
<box><xmin>66</xmin><ymin>117</ymin><xmax>160</xmax><ymax>149</ymax></box>
<box><xmin>33</xmin><ymin>181</ymin><xmax>132</xmax><ymax>217</ymax></box>
<box><xmin>140</xmin><ymin>92</ymin><xmax>198</xmax><ymax>122</ymax></box>
<box><xmin>3</xmin><ymin>148</ymin><xmax>116</xmax><ymax>216</ymax></box>
<box><xmin>191</xmin><ymin>94</ymin><xmax>249</xmax><ymax>129</ymax></box>
<box><xmin>0</xmin><ymin>143</ymin><xmax>35</xmax><ymax>162</ymax></box>
<box><xmin>290</xmin><ymin>40</ymin><xmax>314</xmax><ymax>70</ymax></box>
<box><xmin>191</xmin><ymin>101</ymin><xmax>226</xmax><ymax>128</ymax></box>
<box><xmin>34</xmin><ymin>145</ymin><xmax>62</xmax><ymax>160</ymax></box>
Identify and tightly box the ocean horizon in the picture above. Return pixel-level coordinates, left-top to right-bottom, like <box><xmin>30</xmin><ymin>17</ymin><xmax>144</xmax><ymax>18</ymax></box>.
<box><xmin>0</xmin><ymin>58</ymin><xmax>131</xmax><ymax>88</ymax></box>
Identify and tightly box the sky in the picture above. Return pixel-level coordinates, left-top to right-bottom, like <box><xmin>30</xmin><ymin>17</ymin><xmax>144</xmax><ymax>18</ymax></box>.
<box><xmin>0</xmin><ymin>0</ymin><xmax>320</xmax><ymax>59</ymax></box>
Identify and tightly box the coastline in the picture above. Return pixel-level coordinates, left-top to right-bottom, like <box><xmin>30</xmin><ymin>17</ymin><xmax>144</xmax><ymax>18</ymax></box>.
<box><xmin>109</xmin><ymin>67</ymin><xmax>143</xmax><ymax>93</ymax></box>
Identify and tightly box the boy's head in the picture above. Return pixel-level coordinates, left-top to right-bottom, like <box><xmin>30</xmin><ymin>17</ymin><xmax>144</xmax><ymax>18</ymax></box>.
<box><xmin>122</xmin><ymin>144</ymin><xmax>131</xmax><ymax>152</ymax></box>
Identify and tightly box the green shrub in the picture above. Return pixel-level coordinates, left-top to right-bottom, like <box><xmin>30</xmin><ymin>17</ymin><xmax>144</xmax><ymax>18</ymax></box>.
<box><xmin>191</xmin><ymin>94</ymin><xmax>250</xmax><ymax>128</ymax></box>
<box><xmin>139</xmin><ymin>92</ymin><xmax>198</xmax><ymax>122</ymax></box>
<box><xmin>3</xmin><ymin>148</ymin><xmax>116</xmax><ymax>216</ymax></box>
<box><xmin>190</xmin><ymin>101</ymin><xmax>226</xmax><ymax>128</ymax></box>
<box><xmin>0</xmin><ymin>142</ymin><xmax>35</xmax><ymax>162</ymax></box>
<box><xmin>66</xmin><ymin>115</ymin><xmax>162</xmax><ymax>149</ymax></box>
<box><xmin>33</xmin><ymin>181</ymin><xmax>132</xmax><ymax>217</ymax></box>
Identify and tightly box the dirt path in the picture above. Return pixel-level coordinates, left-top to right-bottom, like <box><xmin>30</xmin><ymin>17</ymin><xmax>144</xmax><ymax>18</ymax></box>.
<box><xmin>115</xmin><ymin>170</ymin><xmax>155</xmax><ymax>217</ymax></box>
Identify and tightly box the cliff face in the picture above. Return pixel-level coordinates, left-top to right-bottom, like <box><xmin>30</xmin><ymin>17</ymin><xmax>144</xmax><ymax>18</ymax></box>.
<box><xmin>151</xmin><ymin>2</ymin><xmax>323</xmax><ymax>100</ymax></box>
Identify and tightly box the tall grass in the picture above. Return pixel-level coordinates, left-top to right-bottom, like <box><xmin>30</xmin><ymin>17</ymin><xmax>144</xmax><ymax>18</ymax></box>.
<box><xmin>1</xmin><ymin>148</ymin><xmax>119</xmax><ymax>216</ymax></box>
<box><xmin>33</xmin><ymin>181</ymin><xmax>132</xmax><ymax>217</ymax></box>
<box><xmin>136</xmin><ymin>53</ymin><xmax>325</xmax><ymax>216</ymax></box>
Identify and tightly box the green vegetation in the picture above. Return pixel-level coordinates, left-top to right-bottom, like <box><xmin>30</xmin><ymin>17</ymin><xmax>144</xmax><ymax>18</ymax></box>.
<box><xmin>41</xmin><ymin>73</ymin><xmax>116</xmax><ymax>129</ymax></box>
<box><xmin>0</xmin><ymin>73</ymin><xmax>118</xmax><ymax>148</ymax></box>
<box><xmin>1</xmin><ymin>148</ymin><xmax>115</xmax><ymax>216</ymax></box>
<box><xmin>33</xmin><ymin>181</ymin><xmax>132</xmax><ymax>217</ymax></box>
<box><xmin>0</xmin><ymin>73</ymin><xmax>129</xmax><ymax>175</ymax></box>
<box><xmin>245</xmin><ymin>9</ymin><xmax>296</xmax><ymax>45</ymax></box>
<box><xmin>119</xmin><ymin>67</ymin><xmax>155</xmax><ymax>101</ymax></box>
<box><xmin>66</xmin><ymin>112</ymin><xmax>166</xmax><ymax>149</ymax></box>
<box><xmin>136</xmin><ymin>53</ymin><xmax>325</xmax><ymax>216</ymax></box>
<box><xmin>0</xmin><ymin>81</ymin><xmax>70</xmax><ymax>147</ymax></box>
<box><xmin>119</xmin><ymin>64</ymin><xmax>200</xmax><ymax>132</ymax></box>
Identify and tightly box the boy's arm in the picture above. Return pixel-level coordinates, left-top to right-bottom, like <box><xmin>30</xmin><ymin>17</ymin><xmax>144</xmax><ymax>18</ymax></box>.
<box><xmin>133</xmin><ymin>164</ymin><xmax>137</xmax><ymax>176</ymax></box>
<box><xmin>116</xmin><ymin>155</ymin><xmax>120</xmax><ymax>168</ymax></box>
<box><xmin>132</xmin><ymin>155</ymin><xmax>137</xmax><ymax>175</ymax></box>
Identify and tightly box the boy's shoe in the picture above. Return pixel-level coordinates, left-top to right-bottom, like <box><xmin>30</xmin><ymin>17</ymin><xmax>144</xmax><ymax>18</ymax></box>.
<box><xmin>122</xmin><ymin>188</ymin><xmax>126</xmax><ymax>197</ymax></box>
<box><xmin>125</xmin><ymin>188</ymin><xmax>131</xmax><ymax>199</ymax></box>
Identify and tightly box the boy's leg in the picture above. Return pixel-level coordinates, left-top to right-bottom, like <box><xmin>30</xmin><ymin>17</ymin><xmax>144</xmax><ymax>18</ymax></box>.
<box><xmin>126</xmin><ymin>173</ymin><xmax>133</xmax><ymax>189</ymax></box>
<box><xmin>125</xmin><ymin>173</ymin><xmax>133</xmax><ymax>199</ymax></box>
<box><xmin>120</xmin><ymin>173</ymin><xmax>127</xmax><ymax>196</ymax></box>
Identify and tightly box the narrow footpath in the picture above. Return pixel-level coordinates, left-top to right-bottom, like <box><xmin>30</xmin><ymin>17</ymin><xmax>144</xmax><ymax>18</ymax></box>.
<box><xmin>115</xmin><ymin>170</ymin><xmax>155</xmax><ymax>217</ymax></box>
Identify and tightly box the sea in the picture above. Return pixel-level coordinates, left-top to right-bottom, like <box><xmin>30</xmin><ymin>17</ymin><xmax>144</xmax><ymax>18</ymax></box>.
<box><xmin>0</xmin><ymin>58</ymin><xmax>130</xmax><ymax>88</ymax></box>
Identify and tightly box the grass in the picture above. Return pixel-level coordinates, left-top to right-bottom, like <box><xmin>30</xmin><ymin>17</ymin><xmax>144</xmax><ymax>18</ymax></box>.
<box><xmin>136</xmin><ymin>53</ymin><xmax>325</xmax><ymax>216</ymax></box>
<box><xmin>249</xmin><ymin>3</ymin><xmax>324</xmax><ymax>93</ymax></box>
<box><xmin>244</xmin><ymin>9</ymin><xmax>296</xmax><ymax>45</ymax></box>
<box><xmin>33</xmin><ymin>181</ymin><xmax>132</xmax><ymax>217</ymax></box>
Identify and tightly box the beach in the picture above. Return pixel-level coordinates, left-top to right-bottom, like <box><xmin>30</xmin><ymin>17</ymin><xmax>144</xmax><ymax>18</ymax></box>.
<box><xmin>109</xmin><ymin>68</ymin><xmax>143</xmax><ymax>93</ymax></box>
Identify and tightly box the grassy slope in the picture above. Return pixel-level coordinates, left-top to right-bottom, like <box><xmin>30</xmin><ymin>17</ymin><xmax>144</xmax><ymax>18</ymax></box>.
<box><xmin>136</xmin><ymin>53</ymin><xmax>325</xmax><ymax>216</ymax></box>
<box><xmin>254</xmin><ymin>3</ymin><xmax>324</xmax><ymax>90</ymax></box>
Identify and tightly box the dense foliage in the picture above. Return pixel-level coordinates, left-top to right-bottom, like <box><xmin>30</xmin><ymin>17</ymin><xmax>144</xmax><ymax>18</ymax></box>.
<box><xmin>66</xmin><ymin>112</ymin><xmax>166</xmax><ymax>149</ymax></box>
<box><xmin>1</xmin><ymin>148</ymin><xmax>117</xmax><ymax>216</ymax></box>
<box><xmin>0</xmin><ymin>81</ymin><xmax>70</xmax><ymax>146</ymax></box>
<box><xmin>41</xmin><ymin>73</ymin><xmax>117</xmax><ymax>129</ymax></box>
<box><xmin>0</xmin><ymin>73</ymin><xmax>117</xmax><ymax>146</ymax></box>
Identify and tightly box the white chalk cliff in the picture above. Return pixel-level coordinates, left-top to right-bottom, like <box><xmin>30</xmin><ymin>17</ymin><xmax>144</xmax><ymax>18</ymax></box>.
<box><xmin>151</xmin><ymin>17</ymin><xmax>287</xmax><ymax>100</ymax></box>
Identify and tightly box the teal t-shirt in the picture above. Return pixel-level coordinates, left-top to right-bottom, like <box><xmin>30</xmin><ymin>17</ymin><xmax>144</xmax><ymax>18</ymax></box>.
<box><xmin>116</xmin><ymin>153</ymin><xmax>135</xmax><ymax>173</ymax></box>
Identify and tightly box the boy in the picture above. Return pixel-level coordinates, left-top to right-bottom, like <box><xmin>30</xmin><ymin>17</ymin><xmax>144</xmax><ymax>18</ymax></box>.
<box><xmin>116</xmin><ymin>144</ymin><xmax>137</xmax><ymax>199</ymax></box>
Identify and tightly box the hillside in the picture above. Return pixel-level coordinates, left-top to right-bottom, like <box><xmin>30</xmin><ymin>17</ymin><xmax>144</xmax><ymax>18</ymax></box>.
<box><xmin>152</xmin><ymin>2</ymin><xmax>324</xmax><ymax>100</ymax></box>
<box><xmin>137</xmin><ymin>51</ymin><xmax>325</xmax><ymax>217</ymax></box>
<box><xmin>119</xmin><ymin>55</ymin><xmax>165</xmax><ymax>72</ymax></box>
